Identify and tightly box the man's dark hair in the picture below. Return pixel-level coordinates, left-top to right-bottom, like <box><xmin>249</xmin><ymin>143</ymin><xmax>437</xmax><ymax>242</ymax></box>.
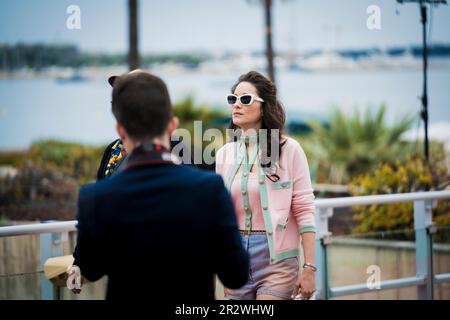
<box><xmin>111</xmin><ymin>70</ymin><xmax>172</xmax><ymax>140</ymax></box>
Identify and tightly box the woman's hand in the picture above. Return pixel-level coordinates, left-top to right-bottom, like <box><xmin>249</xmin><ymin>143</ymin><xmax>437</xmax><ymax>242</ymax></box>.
<box><xmin>291</xmin><ymin>268</ymin><xmax>316</xmax><ymax>300</ymax></box>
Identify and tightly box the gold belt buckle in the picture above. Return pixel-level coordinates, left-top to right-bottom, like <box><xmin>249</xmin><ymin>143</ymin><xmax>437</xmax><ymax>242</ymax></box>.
<box><xmin>241</xmin><ymin>230</ymin><xmax>251</xmax><ymax>236</ymax></box>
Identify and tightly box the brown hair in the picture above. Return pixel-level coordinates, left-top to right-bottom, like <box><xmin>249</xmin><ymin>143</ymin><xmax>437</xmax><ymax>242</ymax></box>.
<box><xmin>112</xmin><ymin>71</ymin><xmax>172</xmax><ymax>141</ymax></box>
<box><xmin>228</xmin><ymin>70</ymin><xmax>286</xmax><ymax>179</ymax></box>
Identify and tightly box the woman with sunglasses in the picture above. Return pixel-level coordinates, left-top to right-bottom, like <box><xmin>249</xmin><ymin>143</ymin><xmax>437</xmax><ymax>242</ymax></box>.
<box><xmin>215</xmin><ymin>71</ymin><xmax>316</xmax><ymax>300</ymax></box>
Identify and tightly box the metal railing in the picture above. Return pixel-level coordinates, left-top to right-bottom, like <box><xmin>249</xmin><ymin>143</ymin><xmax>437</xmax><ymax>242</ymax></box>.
<box><xmin>0</xmin><ymin>221</ymin><xmax>77</xmax><ymax>299</ymax></box>
<box><xmin>314</xmin><ymin>190</ymin><xmax>450</xmax><ymax>300</ymax></box>
<box><xmin>0</xmin><ymin>220</ymin><xmax>77</xmax><ymax>237</ymax></box>
<box><xmin>1</xmin><ymin>190</ymin><xmax>450</xmax><ymax>299</ymax></box>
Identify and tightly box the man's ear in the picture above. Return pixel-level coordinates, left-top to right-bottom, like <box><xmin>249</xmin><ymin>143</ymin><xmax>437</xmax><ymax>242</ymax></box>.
<box><xmin>116</xmin><ymin>123</ymin><xmax>126</xmax><ymax>141</ymax></box>
<box><xmin>167</xmin><ymin>116</ymin><xmax>179</xmax><ymax>136</ymax></box>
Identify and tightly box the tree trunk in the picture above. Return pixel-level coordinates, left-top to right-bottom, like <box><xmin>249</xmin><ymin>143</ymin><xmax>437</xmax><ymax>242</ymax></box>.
<box><xmin>128</xmin><ymin>0</ymin><xmax>140</xmax><ymax>70</ymax></box>
<box><xmin>264</xmin><ymin>0</ymin><xmax>275</xmax><ymax>83</ymax></box>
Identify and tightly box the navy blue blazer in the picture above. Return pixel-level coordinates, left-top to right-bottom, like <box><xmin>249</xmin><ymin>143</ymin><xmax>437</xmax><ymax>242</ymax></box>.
<box><xmin>74</xmin><ymin>149</ymin><xmax>249</xmax><ymax>301</ymax></box>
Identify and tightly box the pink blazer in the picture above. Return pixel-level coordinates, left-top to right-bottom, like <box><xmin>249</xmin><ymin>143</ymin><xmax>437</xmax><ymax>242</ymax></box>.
<box><xmin>215</xmin><ymin>136</ymin><xmax>316</xmax><ymax>263</ymax></box>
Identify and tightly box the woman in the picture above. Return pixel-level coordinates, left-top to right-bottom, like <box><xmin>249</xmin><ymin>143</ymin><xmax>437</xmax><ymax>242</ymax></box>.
<box><xmin>215</xmin><ymin>71</ymin><xmax>316</xmax><ymax>300</ymax></box>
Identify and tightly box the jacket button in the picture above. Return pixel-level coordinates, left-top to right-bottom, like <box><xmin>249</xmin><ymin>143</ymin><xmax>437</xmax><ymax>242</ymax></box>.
<box><xmin>263</xmin><ymin>206</ymin><xmax>268</xmax><ymax>210</ymax></box>
<box><xmin>281</xmin><ymin>183</ymin><xmax>287</xmax><ymax>187</ymax></box>
<box><xmin>242</xmin><ymin>190</ymin><xmax>247</xmax><ymax>195</ymax></box>
<box><xmin>243</xmin><ymin>172</ymin><xmax>248</xmax><ymax>177</ymax></box>
<box><xmin>259</xmin><ymin>180</ymin><xmax>264</xmax><ymax>184</ymax></box>
<box><xmin>267</xmin><ymin>231</ymin><xmax>273</xmax><ymax>235</ymax></box>
<box><xmin>244</xmin><ymin>207</ymin><xmax>249</xmax><ymax>211</ymax></box>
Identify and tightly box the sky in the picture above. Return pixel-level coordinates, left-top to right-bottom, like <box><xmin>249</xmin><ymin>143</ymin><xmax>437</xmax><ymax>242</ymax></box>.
<box><xmin>1</xmin><ymin>0</ymin><xmax>450</xmax><ymax>54</ymax></box>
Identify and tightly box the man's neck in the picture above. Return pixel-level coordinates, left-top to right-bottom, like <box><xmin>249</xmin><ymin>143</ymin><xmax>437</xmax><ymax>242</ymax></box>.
<box><xmin>125</xmin><ymin>136</ymin><xmax>170</xmax><ymax>154</ymax></box>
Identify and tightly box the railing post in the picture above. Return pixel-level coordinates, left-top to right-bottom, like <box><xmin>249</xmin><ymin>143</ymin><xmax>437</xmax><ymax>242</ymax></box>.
<box><xmin>414</xmin><ymin>200</ymin><xmax>435</xmax><ymax>300</ymax></box>
<box><xmin>39</xmin><ymin>232</ymin><xmax>63</xmax><ymax>300</ymax></box>
<box><xmin>315</xmin><ymin>207</ymin><xmax>333</xmax><ymax>300</ymax></box>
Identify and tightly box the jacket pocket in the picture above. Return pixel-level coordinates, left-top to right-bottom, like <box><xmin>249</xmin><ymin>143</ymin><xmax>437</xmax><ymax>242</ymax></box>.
<box><xmin>272</xmin><ymin>209</ymin><xmax>290</xmax><ymax>231</ymax></box>
<box><xmin>276</xmin><ymin>217</ymin><xmax>289</xmax><ymax>231</ymax></box>
<box><xmin>269</xmin><ymin>180</ymin><xmax>292</xmax><ymax>210</ymax></box>
<box><xmin>272</xmin><ymin>180</ymin><xmax>292</xmax><ymax>190</ymax></box>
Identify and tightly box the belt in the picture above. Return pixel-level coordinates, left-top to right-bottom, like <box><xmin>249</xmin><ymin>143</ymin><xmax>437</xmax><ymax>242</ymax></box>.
<box><xmin>239</xmin><ymin>230</ymin><xmax>266</xmax><ymax>235</ymax></box>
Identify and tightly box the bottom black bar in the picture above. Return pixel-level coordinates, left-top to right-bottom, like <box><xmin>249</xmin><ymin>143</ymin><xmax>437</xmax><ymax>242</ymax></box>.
<box><xmin>1</xmin><ymin>300</ymin><xmax>449</xmax><ymax>319</ymax></box>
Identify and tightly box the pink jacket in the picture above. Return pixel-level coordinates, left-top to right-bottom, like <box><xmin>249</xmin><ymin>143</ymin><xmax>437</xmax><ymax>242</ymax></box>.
<box><xmin>216</xmin><ymin>136</ymin><xmax>316</xmax><ymax>263</ymax></box>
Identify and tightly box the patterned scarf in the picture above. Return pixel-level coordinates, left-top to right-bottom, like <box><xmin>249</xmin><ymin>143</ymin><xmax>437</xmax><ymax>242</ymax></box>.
<box><xmin>104</xmin><ymin>140</ymin><xmax>126</xmax><ymax>177</ymax></box>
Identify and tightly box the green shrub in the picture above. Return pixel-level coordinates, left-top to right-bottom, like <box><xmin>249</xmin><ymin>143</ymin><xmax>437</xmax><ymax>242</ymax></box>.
<box><xmin>0</xmin><ymin>161</ymin><xmax>78</xmax><ymax>221</ymax></box>
<box><xmin>26</xmin><ymin>140</ymin><xmax>104</xmax><ymax>185</ymax></box>
<box><xmin>349</xmin><ymin>145</ymin><xmax>450</xmax><ymax>242</ymax></box>
<box><xmin>302</xmin><ymin>105</ymin><xmax>415</xmax><ymax>184</ymax></box>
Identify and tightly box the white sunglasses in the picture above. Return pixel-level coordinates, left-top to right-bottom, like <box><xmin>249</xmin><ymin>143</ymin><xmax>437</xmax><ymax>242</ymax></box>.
<box><xmin>226</xmin><ymin>93</ymin><xmax>264</xmax><ymax>106</ymax></box>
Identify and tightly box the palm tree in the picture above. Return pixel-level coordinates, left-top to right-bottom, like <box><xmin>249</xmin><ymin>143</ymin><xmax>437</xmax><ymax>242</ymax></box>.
<box><xmin>302</xmin><ymin>105</ymin><xmax>416</xmax><ymax>184</ymax></box>
<box><xmin>263</xmin><ymin>0</ymin><xmax>275</xmax><ymax>83</ymax></box>
<box><xmin>128</xmin><ymin>0</ymin><xmax>140</xmax><ymax>70</ymax></box>
<box><xmin>247</xmin><ymin>0</ymin><xmax>275</xmax><ymax>83</ymax></box>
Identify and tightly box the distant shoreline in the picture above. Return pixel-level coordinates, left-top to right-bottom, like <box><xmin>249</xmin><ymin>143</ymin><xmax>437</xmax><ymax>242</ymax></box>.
<box><xmin>2</xmin><ymin>57</ymin><xmax>450</xmax><ymax>80</ymax></box>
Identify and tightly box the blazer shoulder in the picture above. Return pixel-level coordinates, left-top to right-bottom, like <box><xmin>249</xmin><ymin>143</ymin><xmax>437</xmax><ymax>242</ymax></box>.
<box><xmin>282</xmin><ymin>135</ymin><xmax>301</xmax><ymax>149</ymax></box>
<box><xmin>81</xmin><ymin>171</ymin><xmax>124</xmax><ymax>204</ymax></box>
<box><xmin>79</xmin><ymin>182</ymin><xmax>97</xmax><ymax>202</ymax></box>
<box><xmin>181</xmin><ymin>164</ymin><xmax>223</xmax><ymax>184</ymax></box>
<box><xmin>279</xmin><ymin>136</ymin><xmax>309</xmax><ymax>169</ymax></box>
<box><xmin>216</xmin><ymin>141</ymin><xmax>238</xmax><ymax>161</ymax></box>
<box><xmin>282</xmin><ymin>136</ymin><xmax>307</xmax><ymax>156</ymax></box>
<box><xmin>171</xmin><ymin>167</ymin><xmax>222</xmax><ymax>198</ymax></box>
<box><xmin>216</xmin><ymin>141</ymin><xmax>231</xmax><ymax>154</ymax></box>
<box><xmin>77</xmin><ymin>182</ymin><xmax>99</xmax><ymax>225</ymax></box>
